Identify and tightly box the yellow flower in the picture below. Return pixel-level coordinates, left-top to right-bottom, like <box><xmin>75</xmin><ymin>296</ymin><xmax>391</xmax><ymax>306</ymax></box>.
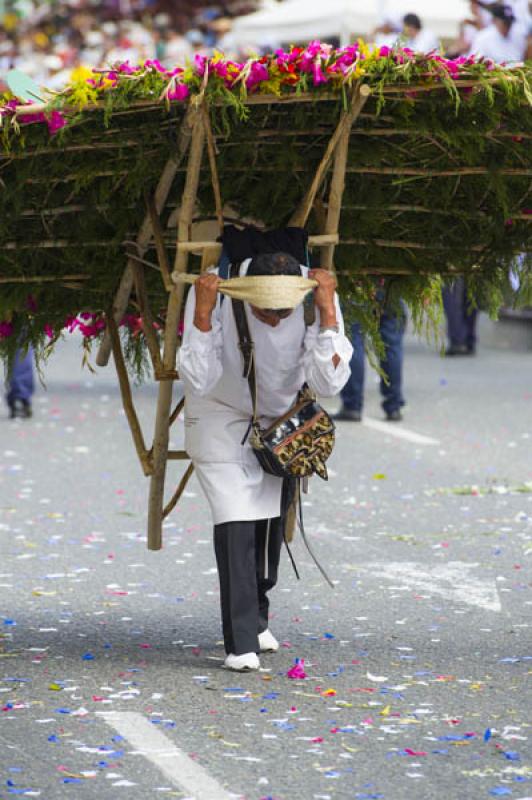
<box><xmin>357</xmin><ymin>38</ymin><xmax>370</xmax><ymax>58</ymax></box>
<box><xmin>70</xmin><ymin>65</ymin><xmax>93</xmax><ymax>84</ymax></box>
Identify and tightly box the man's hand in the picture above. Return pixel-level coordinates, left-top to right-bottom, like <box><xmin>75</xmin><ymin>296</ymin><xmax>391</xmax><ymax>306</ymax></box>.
<box><xmin>309</xmin><ymin>268</ymin><xmax>337</xmax><ymax>327</ymax></box>
<box><xmin>193</xmin><ymin>273</ymin><xmax>220</xmax><ymax>332</ymax></box>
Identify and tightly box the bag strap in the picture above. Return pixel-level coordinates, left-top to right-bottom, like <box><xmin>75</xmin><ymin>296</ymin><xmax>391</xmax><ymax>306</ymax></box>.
<box><xmin>231</xmin><ymin>296</ymin><xmax>258</xmax><ymax>431</ymax></box>
<box><xmin>232</xmin><ymin>293</ymin><xmax>334</xmax><ymax>590</ymax></box>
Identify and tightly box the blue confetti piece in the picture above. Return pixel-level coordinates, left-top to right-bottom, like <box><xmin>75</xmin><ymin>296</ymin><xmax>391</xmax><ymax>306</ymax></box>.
<box><xmin>323</xmin><ymin>633</ymin><xmax>335</xmax><ymax>639</ymax></box>
<box><xmin>3</xmin><ymin>619</ymin><xmax>16</xmax><ymax>626</ymax></box>
<box><xmin>111</xmin><ymin>735</ymin><xmax>124</xmax><ymax>742</ymax></box>
<box><xmin>273</xmin><ymin>721</ymin><xmax>296</xmax><ymax>732</ymax></box>
<box><xmin>489</xmin><ymin>788</ymin><xmax>512</xmax><ymax>796</ymax></box>
<box><xmin>503</xmin><ymin>751</ymin><xmax>520</xmax><ymax>761</ymax></box>
<box><xmin>47</xmin><ymin>735</ymin><xmax>59</xmax><ymax>743</ymax></box>
<box><xmin>81</xmin><ymin>652</ymin><xmax>94</xmax><ymax>661</ymax></box>
<box><xmin>356</xmin><ymin>795</ymin><xmax>384</xmax><ymax>799</ymax></box>
<box><xmin>63</xmin><ymin>778</ymin><xmax>82</xmax><ymax>784</ymax></box>
<box><xmin>484</xmin><ymin>728</ymin><xmax>492</xmax><ymax>742</ymax></box>
<box><xmin>54</xmin><ymin>708</ymin><xmax>71</xmax><ymax>714</ymax></box>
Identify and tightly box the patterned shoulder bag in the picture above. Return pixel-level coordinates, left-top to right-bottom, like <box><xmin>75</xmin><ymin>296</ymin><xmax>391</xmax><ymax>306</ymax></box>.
<box><xmin>231</xmin><ymin>299</ymin><xmax>336</xmax><ymax>481</ymax></box>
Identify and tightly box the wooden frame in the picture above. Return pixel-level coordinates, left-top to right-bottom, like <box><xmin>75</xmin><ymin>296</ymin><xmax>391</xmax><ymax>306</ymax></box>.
<box><xmin>92</xmin><ymin>83</ymin><xmax>413</xmax><ymax>550</ymax></box>
<box><xmin>96</xmin><ymin>83</ymin><xmax>501</xmax><ymax>551</ymax></box>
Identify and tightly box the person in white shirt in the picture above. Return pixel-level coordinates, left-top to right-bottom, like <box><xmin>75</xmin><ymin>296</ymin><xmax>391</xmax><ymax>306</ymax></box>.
<box><xmin>469</xmin><ymin>3</ymin><xmax>526</xmax><ymax>63</ymax></box>
<box><xmin>371</xmin><ymin>16</ymin><xmax>402</xmax><ymax>48</ymax></box>
<box><xmin>402</xmin><ymin>13</ymin><xmax>440</xmax><ymax>53</ymax></box>
<box><xmin>179</xmin><ymin>252</ymin><xmax>353</xmax><ymax>671</ymax></box>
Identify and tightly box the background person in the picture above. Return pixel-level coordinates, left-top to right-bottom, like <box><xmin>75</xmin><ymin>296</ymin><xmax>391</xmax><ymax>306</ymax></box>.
<box><xmin>5</xmin><ymin>346</ymin><xmax>35</xmax><ymax>419</ymax></box>
<box><xmin>442</xmin><ymin>277</ymin><xmax>478</xmax><ymax>356</ymax></box>
<box><xmin>401</xmin><ymin>13</ymin><xmax>440</xmax><ymax>53</ymax></box>
<box><xmin>335</xmin><ymin>301</ymin><xmax>406</xmax><ymax>423</ymax></box>
<box><xmin>468</xmin><ymin>3</ymin><xmax>527</xmax><ymax>62</ymax></box>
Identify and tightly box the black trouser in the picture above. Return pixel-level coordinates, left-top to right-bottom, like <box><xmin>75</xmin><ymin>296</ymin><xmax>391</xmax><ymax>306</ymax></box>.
<box><xmin>214</xmin><ymin>517</ymin><xmax>284</xmax><ymax>655</ymax></box>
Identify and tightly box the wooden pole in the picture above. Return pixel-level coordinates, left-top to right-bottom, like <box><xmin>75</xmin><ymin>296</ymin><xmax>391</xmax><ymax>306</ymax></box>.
<box><xmin>130</xmin><ymin>257</ymin><xmax>164</xmax><ymax>376</ymax></box>
<box><xmin>289</xmin><ymin>84</ymin><xmax>372</xmax><ymax>228</ymax></box>
<box><xmin>202</xmin><ymin>106</ymin><xmax>224</xmax><ymax>236</ymax></box>
<box><xmin>108</xmin><ymin>317</ymin><xmax>152</xmax><ymax>477</ymax></box>
<box><xmin>96</xmin><ymin>106</ymin><xmax>196</xmax><ymax>368</ymax></box>
<box><xmin>145</xmin><ymin>193</ymin><xmax>173</xmax><ymax>291</ymax></box>
<box><xmin>169</xmin><ymin>397</ymin><xmax>185</xmax><ymax>428</ymax></box>
<box><xmin>147</xmin><ymin>110</ymin><xmax>205</xmax><ymax>551</ymax></box>
<box><xmin>162</xmin><ymin>463</ymin><xmax>195</xmax><ymax>520</ymax></box>
<box><xmin>320</xmin><ymin>87</ymin><xmax>371</xmax><ymax>270</ymax></box>
<box><xmin>0</xmin><ymin>274</ymin><xmax>89</xmax><ymax>283</ymax></box>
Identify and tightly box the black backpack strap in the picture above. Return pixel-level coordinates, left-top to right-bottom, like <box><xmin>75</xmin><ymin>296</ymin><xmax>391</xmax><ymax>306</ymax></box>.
<box><xmin>231</xmin><ymin>294</ymin><xmax>258</xmax><ymax>439</ymax></box>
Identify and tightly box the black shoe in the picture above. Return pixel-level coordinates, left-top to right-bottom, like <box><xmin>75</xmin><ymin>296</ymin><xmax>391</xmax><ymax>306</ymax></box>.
<box><xmin>386</xmin><ymin>409</ymin><xmax>403</xmax><ymax>422</ymax></box>
<box><xmin>21</xmin><ymin>400</ymin><xmax>32</xmax><ymax>418</ymax></box>
<box><xmin>333</xmin><ymin>408</ymin><xmax>362</xmax><ymax>422</ymax></box>
<box><xmin>445</xmin><ymin>344</ymin><xmax>470</xmax><ymax>356</ymax></box>
<box><xmin>8</xmin><ymin>401</ymin><xmax>16</xmax><ymax>419</ymax></box>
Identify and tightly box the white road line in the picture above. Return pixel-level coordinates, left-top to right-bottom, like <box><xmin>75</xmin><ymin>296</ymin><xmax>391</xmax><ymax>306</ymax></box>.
<box><xmin>99</xmin><ymin>711</ymin><xmax>236</xmax><ymax>800</ymax></box>
<box><xmin>356</xmin><ymin>561</ymin><xmax>501</xmax><ymax>612</ymax></box>
<box><xmin>362</xmin><ymin>416</ymin><xmax>440</xmax><ymax>446</ymax></box>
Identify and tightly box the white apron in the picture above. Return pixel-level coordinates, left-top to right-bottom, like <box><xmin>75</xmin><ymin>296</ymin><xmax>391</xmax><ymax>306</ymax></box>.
<box><xmin>179</xmin><ymin>263</ymin><xmax>353</xmax><ymax>525</ymax></box>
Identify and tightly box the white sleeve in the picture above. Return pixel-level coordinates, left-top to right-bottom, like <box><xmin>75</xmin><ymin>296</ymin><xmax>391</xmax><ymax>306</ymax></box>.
<box><xmin>178</xmin><ymin>285</ymin><xmax>224</xmax><ymax>396</ymax></box>
<box><xmin>302</xmin><ymin>293</ymin><xmax>353</xmax><ymax>397</ymax></box>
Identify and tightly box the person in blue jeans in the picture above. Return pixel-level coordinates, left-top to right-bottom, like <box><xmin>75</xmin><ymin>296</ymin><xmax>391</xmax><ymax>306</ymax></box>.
<box><xmin>441</xmin><ymin>277</ymin><xmax>478</xmax><ymax>356</ymax></box>
<box><xmin>335</xmin><ymin>305</ymin><xmax>406</xmax><ymax>422</ymax></box>
<box><xmin>5</xmin><ymin>346</ymin><xmax>34</xmax><ymax>419</ymax></box>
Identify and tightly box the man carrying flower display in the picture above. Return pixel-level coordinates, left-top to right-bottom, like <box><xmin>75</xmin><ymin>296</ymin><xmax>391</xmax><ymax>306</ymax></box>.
<box><xmin>178</xmin><ymin>252</ymin><xmax>353</xmax><ymax>672</ymax></box>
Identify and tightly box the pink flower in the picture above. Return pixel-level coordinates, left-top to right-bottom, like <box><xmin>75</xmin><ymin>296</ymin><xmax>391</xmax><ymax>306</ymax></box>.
<box><xmin>379</xmin><ymin>46</ymin><xmax>392</xmax><ymax>58</ymax></box>
<box><xmin>312</xmin><ymin>59</ymin><xmax>328</xmax><ymax>86</ymax></box>
<box><xmin>145</xmin><ymin>59</ymin><xmax>167</xmax><ymax>74</ymax></box>
<box><xmin>0</xmin><ymin>321</ymin><xmax>14</xmax><ymax>339</ymax></box>
<box><xmin>46</xmin><ymin>111</ymin><xmax>67</xmax><ymax>135</ymax></box>
<box><xmin>245</xmin><ymin>61</ymin><xmax>269</xmax><ymax>90</ymax></box>
<box><xmin>167</xmin><ymin>83</ymin><xmax>190</xmax><ymax>102</ymax></box>
<box><xmin>194</xmin><ymin>53</ymin><xmax>208</xmax><ymax>75</ymax></box>
<box><xmin>44</xmin><ymin>324</ymin><xmax>54</xmax><ymax>339</ymax></box>
<box><xmin>287</xmin><ymin>658</ymin><xmax>307</xmax><ymax>679</ymax></box>
<box><xmin>115</xmin><ymin>61</ymin><xmax>137</xmax><ymax>74</ymax></box>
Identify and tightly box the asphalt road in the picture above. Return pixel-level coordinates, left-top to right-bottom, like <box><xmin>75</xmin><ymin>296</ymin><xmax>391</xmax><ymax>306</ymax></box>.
<box><xmin>1</xmin><ymin>328</ymin><xmax>531</xmax><ymax>800</ymax></box>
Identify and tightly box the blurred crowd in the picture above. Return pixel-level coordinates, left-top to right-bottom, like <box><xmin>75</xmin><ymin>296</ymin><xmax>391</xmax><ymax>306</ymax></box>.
<box><xmin>0</xmin><ymin>0</ymin><xmax>258</xmax><ymax>87</ymax></box>
<box><xmin>0</xmin><ymin>0</ymin><xmax>531</xmax><ymax>90</ymax></box>
<box><xmin>373</xmin><ymin>0</ymin><xmax>531</xmax><ymax>62</ymax></box>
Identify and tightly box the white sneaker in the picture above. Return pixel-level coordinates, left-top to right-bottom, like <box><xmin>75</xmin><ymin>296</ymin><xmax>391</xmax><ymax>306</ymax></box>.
<box><xmin>258</xmin><ymin>629</ymin><xmax>279</xmax><ymax>653</ymax></box>
<box><xmin>223</xmin><ymin>652</ymin><xmax>260</xmax><ymax>672</ymax></box>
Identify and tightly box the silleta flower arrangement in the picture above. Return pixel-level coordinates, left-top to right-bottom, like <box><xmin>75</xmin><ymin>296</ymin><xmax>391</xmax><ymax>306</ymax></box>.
<box><xmin>0</xmin><ymin>41</ymin><xmax>531</xmax><ymax>373</ymax></box>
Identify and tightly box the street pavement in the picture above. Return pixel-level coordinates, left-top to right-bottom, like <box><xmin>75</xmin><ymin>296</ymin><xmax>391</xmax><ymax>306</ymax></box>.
<box><xmin>1</xmin><ymin>327</ymin><xmax>531</xmax><ymax>800</ymax></box>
